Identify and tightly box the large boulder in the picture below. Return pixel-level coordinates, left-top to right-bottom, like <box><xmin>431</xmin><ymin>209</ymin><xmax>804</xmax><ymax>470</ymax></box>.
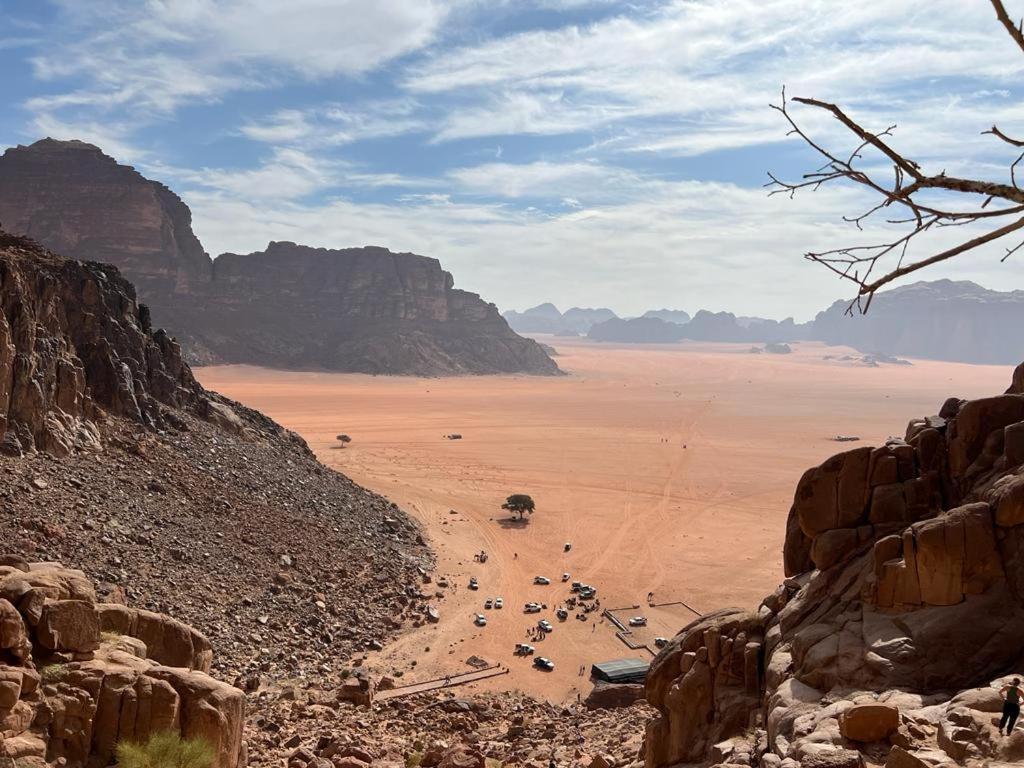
<box><xmin>839</xmin><ymin>704</ymin><xmax>900</xmax><ymax>743</ymax></box>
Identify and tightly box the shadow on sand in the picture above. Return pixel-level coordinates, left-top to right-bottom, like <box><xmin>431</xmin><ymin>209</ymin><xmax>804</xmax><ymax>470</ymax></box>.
<box><xmin>496</xmin><ymin>516</ymin><xmax>531</xmax><ymax>529</ymax></box>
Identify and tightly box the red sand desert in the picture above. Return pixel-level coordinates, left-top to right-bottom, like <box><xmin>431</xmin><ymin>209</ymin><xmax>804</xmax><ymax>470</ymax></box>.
<box><xmin>196</xmin><ymin>338</ymin><xmax>1011</xmax><ymax>702</ymax></box>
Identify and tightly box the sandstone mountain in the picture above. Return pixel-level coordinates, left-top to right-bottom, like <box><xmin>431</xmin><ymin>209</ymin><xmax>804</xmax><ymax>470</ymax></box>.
<box><xmin>811</xmin><ymin>279</ymin><xmax>1024</xmax><ymax>365</ymax></box>
<box><xmin>644</xmin><ymin>363</ymin><xmax>1024</xmax><ymax>768</ymax></box>
<box><xmin>0</xmin><ymin>139</ymin><xmax>558</xmax><ymax>376</ymax></box>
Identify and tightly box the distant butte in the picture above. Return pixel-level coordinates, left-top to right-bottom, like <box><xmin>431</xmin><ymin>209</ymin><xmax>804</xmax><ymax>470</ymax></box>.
<box><xmin>0</xmin><ymin>138</ymin><xmax>560</xmax><ymax>376</ymax></box>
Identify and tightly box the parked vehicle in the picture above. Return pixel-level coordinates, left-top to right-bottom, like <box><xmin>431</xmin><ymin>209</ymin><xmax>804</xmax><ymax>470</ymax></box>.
<box><xmin>484</xmin><ymin>599</ymin><xmax>493</xmax><ymax>609</ymax></box>
<box><xmin>494</xmin><ymin>597</ymin><xmax>503</xmax><ymax>609</ymax></box>
<box><xmin>571</xmin><ymin>581</ymin><xmax>582</xmax><ymax>592</ymax></box>
<box><xmin>564</xmin><ymin>542</ymin><xmax>572</xmax><ymax>552</ymax></box>
<box><xmin>538</xmin><ymin>619</ymin><xmax>553</xmax><ymax>632</ymax></box>
<box><xmin>654</xmin><ymin>637</ymin><xmax>668</xmax><ymax>648</ymax></box>
<box><xmin>524</xmin><ymin>602</ymin><xmax>542</xmax><ymax>613</ymax></box>
<box><xmin>474</xmin><ymin>613</ymin><xmax>487</xmax><ymax>626</ymax></box>
<box><xmin>556</xmin><ymin>608</ymin><xmax>568</xmax><ymax>621</ymax></box>
<box><xmin>562</xmin><ymin>573</ymin><xmax>571</xmax><ymax>582</ymax></box>
<box><xmin>534</xmin><ymin>657</ymin><xmax>554</xmax><ymax>671</ymax></box>
<box><xmin>468</xmin><ymin>577</ymin><xmax>479</xmax><ymax>590</ymax></box>
<box><xmin>628</xmin><ymin>616</ymin><xmax>647</xmax><ymax>627</ymax></box>
<box><xmin>515</xmin><ymin>643</ymin><xmax>535</xmax><ymax>655</ymax></box>
<box><xmin>533</xmin><ymin>576</ymin><xmax>551</xmax><ymax>585</ymax></box>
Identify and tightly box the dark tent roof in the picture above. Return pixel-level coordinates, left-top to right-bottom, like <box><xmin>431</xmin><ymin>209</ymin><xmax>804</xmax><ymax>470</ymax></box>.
<box><xmin>591</xmin><ymin>658</ymin><xmax>650</xmax><ymax>683</ymax></box>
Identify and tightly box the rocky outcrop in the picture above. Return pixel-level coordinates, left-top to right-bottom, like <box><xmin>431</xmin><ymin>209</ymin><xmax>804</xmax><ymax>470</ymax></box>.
<box><xmin>0</xmin><ymin>139</ymin><xmax>558</xmax><ymax>376</ymax></box>
<box><xmin>645</xmin><ymin>362</ymin><xmax>1024</xmax><ymax>768</ymax></box>
<box><xmin>0</xmin><ymin>231</ymin><xmax>207</xmax><ymax>456</ymax></box>
<box><xmin>0</xmin><ymin>558</ymin><xmax>245</xmax><ymax>768</ymax></box>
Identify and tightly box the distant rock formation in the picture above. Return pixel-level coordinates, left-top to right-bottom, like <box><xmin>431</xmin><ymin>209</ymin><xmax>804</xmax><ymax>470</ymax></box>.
<box><xmin>588</xmin><ymin>316</ymin><xmax>686</xmax><ymax>343</ymax></box>
<box><xmin>0</xmin><ymin>558</ymin><xmax>246</xmax><ymax>768</ymax></box>
<box><xmin>812</xmin><ymin>279</ymin><xmax>1024</xmax><ymax>364</ymax></box>
<box><xmin>503</xmin><ymin>303</ymin><xmax>617</xmax><ymax>335</ymax></box>
<box><xmin>588</xmin><ymin>311</ymin><xmax>808</xmax><ymax>345</ymax></box>
<box><xmin>644</xmin><ymin>364</ymin><xmax>1024</xmax><ymax>768</ymax></box>
<box><xmin>0</xmin><ymin>139</ymin><xmax>558</xmax><ymax>376</ymax></box>
<box><xmin>641</xmin><ymin>309</ymin><xmax>691</xmax><ymax>325</ymax></box>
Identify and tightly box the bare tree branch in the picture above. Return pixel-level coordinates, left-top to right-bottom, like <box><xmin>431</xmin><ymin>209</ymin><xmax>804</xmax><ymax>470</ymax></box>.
<box><xmin>992</xmin><ymin>0</ymin><xmax>1024</xmax><ymax>54</ymax></box>
<box><xmin>769</xmin><ymin>2</ymin><xmax>1024</xmax><ymax>312</ymax></box>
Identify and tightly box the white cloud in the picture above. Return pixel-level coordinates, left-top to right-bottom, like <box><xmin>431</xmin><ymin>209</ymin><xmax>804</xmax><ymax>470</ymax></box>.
<box><xmin>27</xmin><ymin>0</ymin><xmax>452</xmax><ymax>121</ymax></box>
<box><xmin>406</xmin><ymin>0</ymin><xmax>1024</xmax><ymax>166</ymax></box>
<box><xmin>239</xmin><ymin>100</ymin><xmax>425</xmax><ymax>148</ymax></box>
<box><xmin>177</xmin><ymin>161</ymin><xmax>1024</xmax><ymax>320</ymax></box>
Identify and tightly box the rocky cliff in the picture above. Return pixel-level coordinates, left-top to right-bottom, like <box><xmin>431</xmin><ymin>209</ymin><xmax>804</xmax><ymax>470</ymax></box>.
<box><xmin>644</xmin><ymin>365</ymin><xmax>1024</xmax><ymax>768</ymax></box>
<box><xmin>0</xmin><ymin>139</ymin><xmax>558</xmax><ymax>376</ymax></box>
<box><xmin>199</xmin><ymin>242</ymin><xmax>559</xmax><ymax>374</ymax></box>
<box><xmin>0</xmin><ymin>230</ymin><xmax>206</xmax><ymax>456</ymax></box>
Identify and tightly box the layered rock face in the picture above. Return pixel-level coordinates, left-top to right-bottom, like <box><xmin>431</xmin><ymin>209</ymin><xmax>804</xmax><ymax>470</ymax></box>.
<box><xmin>0</xmin><ymin>140</ymin><xmax>558</xmax><ymax>376</ymax></box>
<box><xmin>0</xmin><ymin>558</ymin><xmax>245</xmax><ymax>768</ymax></box>
<box><xmin>202</xmin><ymin>242</ymin><xmax>559</xmax><ymax>374</ymax></box>
<box><xmin>0</xmin><ymin>231</ymin><xmax>207</xmax><ymax>456</ymax></box>
<box><xmin>645</xmin><ymin>366</ymin><xmax>1024</xmax><ymax>768</ymax></box>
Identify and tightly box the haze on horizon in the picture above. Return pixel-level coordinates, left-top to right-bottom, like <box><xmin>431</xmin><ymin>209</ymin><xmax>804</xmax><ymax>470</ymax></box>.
<box><xmin>3</xmin><ymin>0</ymin><xmax>1024</xmax><ymax>321</ymax></box>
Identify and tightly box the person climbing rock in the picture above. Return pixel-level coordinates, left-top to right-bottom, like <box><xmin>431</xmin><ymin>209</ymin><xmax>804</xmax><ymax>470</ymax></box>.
<box><xmin>1000</xmin><ymin>678</ymin><xmax>1022</xmax><ymax>735</ymax></box>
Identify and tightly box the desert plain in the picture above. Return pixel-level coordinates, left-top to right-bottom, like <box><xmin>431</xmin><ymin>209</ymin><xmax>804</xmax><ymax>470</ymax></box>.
<box><xmin>196</xmin><ymin>338</ymin><xmax>1012</xmax><ymax>702</ymax></box>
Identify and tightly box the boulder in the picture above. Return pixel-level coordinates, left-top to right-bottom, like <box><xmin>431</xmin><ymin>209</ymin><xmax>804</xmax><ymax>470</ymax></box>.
<box><xmin>839</xmin><ymin>703</ymin><xmax>900</xmax><ymax>742</ymax></box>
<box><xmin>36</xmin><ymin>600</ymin><xmax>100</xmax><ymax>653</ymax></box>
<box><xmin>585</xmin><ymin>682</ymin><xmax>645</xmax><ymax>710</ymax></box>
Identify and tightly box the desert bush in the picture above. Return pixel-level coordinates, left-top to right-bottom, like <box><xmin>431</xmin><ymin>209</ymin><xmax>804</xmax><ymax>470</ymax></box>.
<box><xmin>116</xmin><ymin>731</ymin><xmax>214</xmax><ymax>768</ymax></box>
<box><xmin>40</xmin><ymin>664</ymin><xmax>67</xmax><ymax>684</ymax></box>
<box><xmin>405</xmin><ymin>752</ymin><xmax>423</xmax><ymax>768</ymax></box>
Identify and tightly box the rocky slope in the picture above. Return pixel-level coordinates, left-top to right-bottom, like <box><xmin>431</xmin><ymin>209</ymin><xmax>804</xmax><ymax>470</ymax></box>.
<box><xmin>0</xmin><ymin>139</ymin><xmax>557</xmax><ymax>376</ymax></box>
<box><xmin>0</xmin><ymin>231</ymin><xmax>435</xmax><ymax>762</ymax></box>
<box><xmin>644</xmin><ymin>364</ymin><xmax>1024</xmax><ymax>768</ymax></box>
<box><xmin>0</xmin><ymin>558</ymin><xmax>245</xmax><ymax>768</ymax></box>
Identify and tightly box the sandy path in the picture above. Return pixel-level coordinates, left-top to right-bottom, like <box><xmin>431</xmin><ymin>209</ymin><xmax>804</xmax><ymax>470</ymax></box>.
<box><xmin>196</xmin><ymin>339</ymin><xmax>1011</xmax><ymax>702</ymax></box>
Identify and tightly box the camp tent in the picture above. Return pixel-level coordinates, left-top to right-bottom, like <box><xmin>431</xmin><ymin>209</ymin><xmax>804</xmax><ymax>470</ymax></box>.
<box><xmin>591</xmin><ymin>658</ymin><xmax>650</xmax><ymax>683</ymax></box>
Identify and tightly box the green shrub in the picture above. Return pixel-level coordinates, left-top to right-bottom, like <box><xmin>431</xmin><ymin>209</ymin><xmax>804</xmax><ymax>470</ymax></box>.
<box><xmin>116</xmin><ymin>732</ymin><xmax>214</xmax><ymax>768</ymax></box>
<box><xmin>40</xmin><ymin>664</ymin><xmax>67</xmax><ymax>684</ymax></box>
<box><xmin>405</xmin><ymin>752</ymin><xmax>423</xmax><ymax>768</ymax></box>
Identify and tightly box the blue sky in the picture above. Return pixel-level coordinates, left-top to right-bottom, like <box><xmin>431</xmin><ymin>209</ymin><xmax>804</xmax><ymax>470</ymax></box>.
<box><xmin>2</xmin><ymin>0</ymin><xmax>1024</xmax><ymax>319</ymax></box>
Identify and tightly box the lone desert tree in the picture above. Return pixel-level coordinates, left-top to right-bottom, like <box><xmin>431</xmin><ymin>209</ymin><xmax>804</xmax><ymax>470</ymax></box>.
<box><xmin>502</xmin><ymin>494</ymin><xmax>536</xmax><ymax>521</ymax></box>
<box><xmin>769</xmin><ymin>0</ymin><xmax>1024</xmax><ymax>313</ymax></box>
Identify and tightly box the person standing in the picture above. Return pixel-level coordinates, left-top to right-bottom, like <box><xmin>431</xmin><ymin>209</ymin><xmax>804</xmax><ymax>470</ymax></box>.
<box><xmin>1000</xmin><ymin>678</ymin><xmax>1023</xmax><ymax>735</ymax></box>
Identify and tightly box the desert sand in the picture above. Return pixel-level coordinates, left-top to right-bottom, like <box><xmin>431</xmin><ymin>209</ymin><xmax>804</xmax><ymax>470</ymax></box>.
<box><xmin>196</xmin><ymin>338</ymin><xmax>1011</xmax><ymax>702</ymax></box>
